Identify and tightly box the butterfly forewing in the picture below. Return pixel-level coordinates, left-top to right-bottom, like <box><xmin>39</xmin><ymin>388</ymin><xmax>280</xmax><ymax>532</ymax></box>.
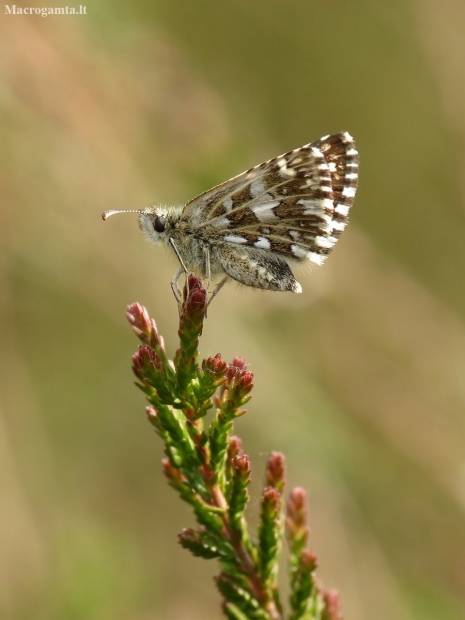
<box><xmin>180</xmin><ymin>132</ymin><xmax>358</xmax><ymax>267</ymax></box>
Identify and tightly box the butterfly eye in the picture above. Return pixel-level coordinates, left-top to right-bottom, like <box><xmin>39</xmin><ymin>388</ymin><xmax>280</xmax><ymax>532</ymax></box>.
<box><xmin>153</xmin><ymin>215</ymin><xmax>167</xmax><ymax>233</ymax></box>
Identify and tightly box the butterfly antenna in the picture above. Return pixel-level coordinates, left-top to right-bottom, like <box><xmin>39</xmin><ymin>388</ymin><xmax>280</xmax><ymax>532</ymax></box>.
<box><xmin>102</xmin><ymin>209</ymin><xmax>144</xmax><ymax>221</ymax></box>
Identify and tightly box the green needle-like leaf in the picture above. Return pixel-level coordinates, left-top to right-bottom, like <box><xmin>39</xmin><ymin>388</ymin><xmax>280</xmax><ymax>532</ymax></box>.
<box><xmin>126</xmin><ymin>276</ymin><xmax>344</xmax><ymax>620</ymax></box>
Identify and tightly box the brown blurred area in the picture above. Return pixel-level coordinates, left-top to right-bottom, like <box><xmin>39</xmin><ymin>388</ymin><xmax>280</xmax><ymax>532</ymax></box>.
<box><xmin>1</xmin><ymin>1</ymin><xmax>465</xmax><ymax>619</ymax></box>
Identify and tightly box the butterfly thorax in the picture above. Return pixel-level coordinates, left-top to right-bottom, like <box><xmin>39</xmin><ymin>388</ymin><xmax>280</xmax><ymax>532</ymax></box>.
<box><xmin>139</xmin><ymin>205</ymin><xmax>221</xmax><ymax>277</ymax></box>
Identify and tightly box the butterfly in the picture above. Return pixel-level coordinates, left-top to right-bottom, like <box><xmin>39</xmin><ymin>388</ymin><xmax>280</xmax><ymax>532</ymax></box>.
<box><xmin>103</xmin><ymin>132</ymin><xmax>358</xmax><ymax>302</ymax></box>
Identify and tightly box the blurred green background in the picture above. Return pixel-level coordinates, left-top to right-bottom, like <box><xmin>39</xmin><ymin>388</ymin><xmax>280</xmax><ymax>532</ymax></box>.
<box><xmin>1</xmin><ymin>1</ymin><xmax>465</xmax><ymax>619</ymax></box>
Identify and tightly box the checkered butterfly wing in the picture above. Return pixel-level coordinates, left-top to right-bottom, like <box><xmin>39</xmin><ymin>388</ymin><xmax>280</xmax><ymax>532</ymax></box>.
<box><xmin>181</xmin><ymin>132</ymin><xmax>358</xmax><ymax>267</ymax></box>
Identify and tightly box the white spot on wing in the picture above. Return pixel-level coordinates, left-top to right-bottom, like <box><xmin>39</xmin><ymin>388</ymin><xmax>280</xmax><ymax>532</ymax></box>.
<box><xmin>335</xmin><ymin>204</ymin><xmax>349</xmax><ymax>216</ymax></box>
<box><xmin>297</xmin><ymin>198</ymin><xmax>333</xmax><ymax>214</ymax></box>
<box><xmin>342</xmin><ymin>187</ymin><xmax>356</xmax><ymax>198</ymax></box>
<box><xmin>308</xmin><ymin>252</ymin><xmax>326</xmax><ymax>266</ymax></box>
<box><xmin>211</xmin><ymin>217</ymin><xmax>230</xmax><ymax>228</ymax></box>
<box><xmin>255</xmin><ymin>236</ymin><xmax>271</xmax><ymax>249</ymax></box>
<box><xmin>251</xmin><ymin>201</ymin><xmax>280</xmax><ymax>221</ymax></box>
<box><xmin>291</xmin><ymin>244</ymin><xmax>308</xmax><ymax>258</ymax></box>
<box><xmin>315</xmin><ymin>235</ymin><xmax>337</xmax><ymax>249</ymax></box>
<box><xmin>224</xmin><ymin>235</ymin><xmax>248</xmax><ymax>244</ymax></box>
<box><xmin>331</xmin><ymin>220</ymin><xmax>346</xmax><ymax>232</ymax></box>
<box><xmin>223</xmin><ymin>197</ymin><xmax>233</xmax><ymax>212</ymax></box>
<box><xmin>251</xmin><ymin>179</ymin><xmax>267</xmax><ymax>199</ymax></box>
<box><xmin>277</xmin><ymin>158</ymin><xmax>296</xmax><ymax>177</ymax></box>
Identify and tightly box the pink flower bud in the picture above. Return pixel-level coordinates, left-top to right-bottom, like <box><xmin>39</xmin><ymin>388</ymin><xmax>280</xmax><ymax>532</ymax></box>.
<box><xmin>266</xmin><ymin>452</ymin><xmax>286</xmax><ymax>493</ymax></box>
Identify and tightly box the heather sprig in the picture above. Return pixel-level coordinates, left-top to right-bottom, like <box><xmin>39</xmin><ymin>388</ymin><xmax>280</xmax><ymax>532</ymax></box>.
<box><xmin>127</xmin><ymin>275</ymin><xmax>343</xmax><ymax>620</ymax></box>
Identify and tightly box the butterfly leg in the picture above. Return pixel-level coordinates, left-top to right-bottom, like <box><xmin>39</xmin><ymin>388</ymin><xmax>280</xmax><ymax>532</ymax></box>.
<box><xmin>200</xmin><ymin>245</ymin><xmax>214</xmax><ymax>316</ymax></box>
<box><xmin>170</xmin><ymin>266</ymin><xmax>184</xmax><ymax>305</ymax></box>
<box><xmin>169</xmin><ymin>238</ymin><xmax>189</xmax><ymax>311</ymax></box>
<box><xmin>204</xmin><ymin>245</ymin><xmax>212</xmax><ymax>291</ymax></box>
<box><xmin>207</xmin><ymin>276</ymin><xmax>228</xmax><ymax>307</ymax></box>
